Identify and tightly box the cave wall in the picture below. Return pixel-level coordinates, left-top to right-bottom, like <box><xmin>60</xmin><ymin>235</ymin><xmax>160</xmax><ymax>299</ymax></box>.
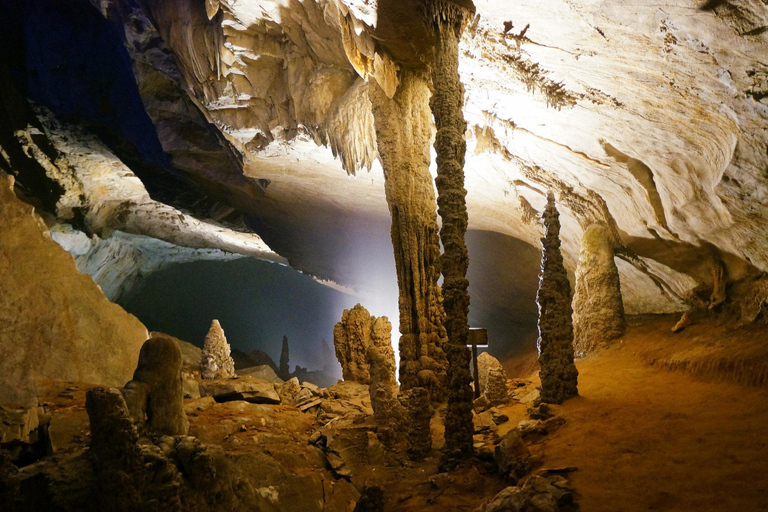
<box><xmin>0</xmin><ymin>173</ymin><xmax>148</xmax><ymax>406</ymax></box>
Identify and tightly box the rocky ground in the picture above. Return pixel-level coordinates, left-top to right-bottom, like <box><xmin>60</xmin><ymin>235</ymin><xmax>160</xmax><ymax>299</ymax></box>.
<box><xmin>2</xmin><ymin>315</ymin><xmax>767</xmax><ymax>511</ymax></box>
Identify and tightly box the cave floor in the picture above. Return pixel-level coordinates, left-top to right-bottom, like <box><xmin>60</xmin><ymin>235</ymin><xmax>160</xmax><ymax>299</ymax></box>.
<box><xmin>11</xmin><ymin>315</ymin><xmax>768</xmax><ymax>511</ymax></box>
<box><xmin>533</xmin><ymin>315</ymin><xmax>768</xmax><ymax>512</ymax></box>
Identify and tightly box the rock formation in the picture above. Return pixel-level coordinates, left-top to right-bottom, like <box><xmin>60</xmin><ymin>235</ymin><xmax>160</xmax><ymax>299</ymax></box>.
<box><xmin>477</xmin><ymin>353</ymin><xmax>505</xmax><ymax>396</ymax></box>
<box><xmin>200</xmin><ymin>320</ymin><xmax>236</xmax><ymax>380</ymax></box>
<box><xmin>494</xmin><ymin>428</ymin><xmax>532</xmax><ymax>484</ymax></box>
<box><xmin>121</xmin><ymin>334</ymin><xmax>189</xmax><ymax>436</ymax></box>
<box><xmin>368</xmin><ymin>76</ymin><xmax>449</xmax><ymax>398</ymax></box>
<box><xmin>366</xmin><ymin>342</ymin><xmax>405</xmax><ymax>446</ymax></box>
<box><xmin>0</xmin><ymin>173</ymin><xmax>148</xmax><ymax>406</ymax></box>
<box><xmin>333</xmin><ymin>304</ymin><xmax>393</xmax><ymax>384</ymax></box>
<box><xmin>353</xmin><ymin>486</ymin><xmax>384</xmax><ymax>512</ymax></box>
<box><xmin>85</xmin><ymin>387</ymin><xmax>146</xmax><ymax>511</ymax></box>
<box><xmin>402</xmin><ymin>387</ymin><xmax>433</xmax><ymax>461</ymax></box>
<box><xmin>484</xmin><ymin>368</ymin><xmax>509</xmax><ymax>406</ymax></box>
<box><xmin>537</xmin><ymin>193</ymin><xmax>579</xmax><ymax>404</ymax></box>
<box><xmin>425</xmin><ymin>0</ymin><xmax>476</xmax><ymax>471</ymax></box>
<box><xmin>280</xmin><ymin>335</ymin><xmax>291</xmax><ymax>380</ymax></box>
<box><xmin>572</xmin><ymin>224</ymin><xmax>627</xmax><ymax>355</ymax></box>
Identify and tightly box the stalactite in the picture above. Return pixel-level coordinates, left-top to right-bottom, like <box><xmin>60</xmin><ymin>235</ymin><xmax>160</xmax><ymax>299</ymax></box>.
<box><xmin>368</xmin><ymin>74</ymin><xmax>448</xmax><ymax>401</ymax></box>
<box><xmin>426</xmin><ymin>0</ymin><xmax>476</xmax><ymax>470</ymax></box>
<box><xmin>537</xmin><ymin>192</ymin><xmax>579</xmax><ymax>404</ymax></box>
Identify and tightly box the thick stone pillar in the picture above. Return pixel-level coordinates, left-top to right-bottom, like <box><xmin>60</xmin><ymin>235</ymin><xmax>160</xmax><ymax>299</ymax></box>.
<box><xmin>368</xmin><ymin>75</ymin><xmax>448</xmax><ymax>400</ymax></box>
<box><xmin>537</xmin><ymin>193</ymin><xmax>579</xmax><ymax>404</ymax></box>
<box><xmin>572</xmin><ymin>223</ymin><xmax>626</xmax><ymax>355</ymax></box>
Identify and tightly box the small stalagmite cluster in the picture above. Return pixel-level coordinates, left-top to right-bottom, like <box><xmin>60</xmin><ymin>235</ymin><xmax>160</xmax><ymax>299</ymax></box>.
<box><xmin>572</xmin><ymin>224</ymin><xmax>626</xmax><ymax>355</ymax></box>
<box><xmin>200</xmin><ymin>320</ymin><xmax>236</xmax><ymax>380</ymax></box>
<box><xmin>536</xmin><ymin>193</ymin><xmax>579</xmax><ymax>404</ymax></box>
<box><xmin>333</xmin><ymin>304</ymin><xmax>394</xmax><ymax>384</ymax></box>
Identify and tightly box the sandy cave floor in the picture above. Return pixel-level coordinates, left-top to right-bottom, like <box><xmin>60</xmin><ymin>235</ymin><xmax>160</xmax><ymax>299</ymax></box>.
<box><xmin>18</xmin><ymin>315</ymin><xmax>768</xmax><ymax>511</ymax></box>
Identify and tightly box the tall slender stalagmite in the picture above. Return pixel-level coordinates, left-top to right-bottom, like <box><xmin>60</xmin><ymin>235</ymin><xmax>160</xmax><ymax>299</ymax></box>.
<box><xmin>369</xmin><ymin>75</ymin><xmax>448</xmax><ymax>400</ymax></box>
<box><xmin>425</xmin><ymin>0</ymin><xmax>476</xmax><ymax>470</ymax></box>
<box><xmin>537</xmin><ymin>193</ymin><xmax>579</xmax><ymax>404</ymax></box>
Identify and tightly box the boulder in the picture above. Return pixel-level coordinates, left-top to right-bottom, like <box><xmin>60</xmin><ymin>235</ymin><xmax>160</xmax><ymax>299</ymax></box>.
<box><xmin>0</xmin><ymin>405</ymin><xmax>39</xmax><ymax>444</ymax></box>
<box><xmin>199</xmin><ymin>377</ymin><xmax>280</xmax><ymax>404</ymax></box>
<box><xmin>477</xmin><ymin>352</ymin><xmax>505</xmax><ymax>395</ymax></box>
<box><xmin>494</xmin><ymin>429</ymin><xmax>531</xmax><ymax>482</ymax></box>
<box><xmin>484</xmin><ymin>367</ymin><xmax>509</xmax><ymax>405</ymax></box>
<box><xmin>237</xmin><ymin>365</ymin><xmax>282</xmax><ymax>383</ymax></box>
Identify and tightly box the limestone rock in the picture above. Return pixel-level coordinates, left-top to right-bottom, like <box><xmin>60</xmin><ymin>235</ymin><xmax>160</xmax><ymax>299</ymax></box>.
<box><xmin>278</xmin><ymin>377</ymin><xmax>302</xmax><ymax>405</ymax></box>
<box><xmin>0</xmin><ymin>174</ymin><xmax>147</xmax><ymax>406</ymax></box>
<box><xmin>353</xmin><ymin>486</ymin><xmax>384</xmax><ymax>512</ymax></box>
<box><xmin>484</xmin><ymin>367</ymin><xmax>509</xmax><ymax>406</ymax></box>
<box><xmin>572</xmin><ymin>224</ymin><xmax>626</xmax><ymax>355</ymax></box>
<box><xmin>237</xmin><ymin>365</ymin><xmax>282</xmax><ymax>383</ymax></box>
<box><xmin>200</xmin><ymin>320</ymin><xmax>236</xmax><ymax>380</ymax></box>
<box><xmin>477</xmin><ymin>352</ymin><xmax>505</xmax><ymax>395</ymax></box>
<box><xmin>494</xmin><ymin>429</ymin><xmax>531</xmax><ymax>483</ymax></box>
<box><xmin>537</xmin><ymin>193</ymin><xmax>579</xmax><ymax>405</ymax></box>
<box><xmin>85</xmin><ymin>387</ymin><xmax>145</xmax><ymax>511</ymax></box>
<box><xmin>121</xmin><ymin>334</ymin><xmax>189</xmax><ymax>436</ymax></box>
<box><xmin>473</xmin><ymin>410</ymin><xmax>495</xmax><ymax>433</ymax></box>
<box><xmin>672</xmin><ymin>311</ymin><xmax>694</xmax><ymax>333</ymax></box>
<box><xmin>199</xmin><ymin>377</ymin><xmax>280</xmax><ymax>404</ymax></box>
<box><xmin>402</xmin><ymin>387</ymin><xmax>432</xmax><ymax>461</ymax></box>
<box><xmin>369</xmin><ymin>74</ymin><xmax>449</xmax><ymax>401</ymax></box>
<box><xmin>0</xmin><ymin>405</ymin><xmax>39</xmax><ymax>444</ymax></box>
<box><xmin>333</xmin><ymin>304</ymin><xmax>392</xmax><ymax>384</ymax></box>
<box><xmin>366</xmin><ymin>343</ymin><xmax>405</xmax><ymax>446</ymax></box>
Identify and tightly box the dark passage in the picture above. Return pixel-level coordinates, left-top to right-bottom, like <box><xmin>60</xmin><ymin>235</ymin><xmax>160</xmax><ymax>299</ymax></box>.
<box><xmin>121</xmin><ymin>258</ymin><xmax>355</xmax><ymax>376</ymax></box>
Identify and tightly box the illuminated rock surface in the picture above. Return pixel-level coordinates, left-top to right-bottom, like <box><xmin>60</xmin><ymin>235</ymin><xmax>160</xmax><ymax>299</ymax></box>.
<box><xmin>572</xmin><ymin>224</ymin><xmax>627</xmax><ymax>355</ymax></box>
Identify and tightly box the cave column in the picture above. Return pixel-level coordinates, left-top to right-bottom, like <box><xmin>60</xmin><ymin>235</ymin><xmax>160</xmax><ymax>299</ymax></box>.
<box><xmin>426</xmin><ymin>1</ymin><xmax>475</xmax><ymax>470</ymax></box>
<box><xmin>368</xmin><ymin>73</ymin><xmax>448</xmax><ymax>400</ymax></box>
<box><xmin>572</xmin><ymin>223</ymin><xmax>626</xmax><ymax>355</ymax></box>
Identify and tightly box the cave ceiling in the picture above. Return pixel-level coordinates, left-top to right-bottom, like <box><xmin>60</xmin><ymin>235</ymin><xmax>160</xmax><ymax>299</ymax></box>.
<box><xmin>4</xmin><ymin>0</ymin><xmax>768</xmax><ymax>319</ymax></box>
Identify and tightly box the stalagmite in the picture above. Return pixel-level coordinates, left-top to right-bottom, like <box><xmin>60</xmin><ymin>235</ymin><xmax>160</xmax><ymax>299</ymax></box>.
<box><xmin>537</xmin><ymin>193</ymin><xmax>579</xmax><ymax>404</ymax></box>
<box><xmin>572</xmin><ymin>223</ymin><xmax>626</xmax><ymax>355</ymax></box>
<box><xmin>402</xmin><ymin>387</ymin><xmax>432</xmax><ymax>461</ymax></box>
<box><xmin>279</xmin><ymin>335</ymin><xmax>290</xmax><ymax>380</ymax></box>
<box><xmin>368</xmin><ymin>76</ymin><xmax>448</xmax><ymax>398</ymax></box>
<box><xmin>424</xmin><ymin>0</ymin><xmax>476</xmax><ymax>470</ymax></box>
<box><xmin>200</xmin><ymin>320</ymin><xmax>236</xmax><ymax>380</ymax></box>
<box><xmin>85</xmin><ymin>387</ymin><xmax>145</xmax><ymax>510</ymax></box>
<box><xmin>333</xmin><ymin>304</ymin><xmax>394</xmax><ymax>384</ymax></box>
<box><xmin>367</xmin><ymin>342</ymin><xmax>406</xmax><ymax>446</ymax></box>
<box><xmin>121</xmin><ymin>334</ymin><xmax>189</xmax><ymax>436</ymax></box>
